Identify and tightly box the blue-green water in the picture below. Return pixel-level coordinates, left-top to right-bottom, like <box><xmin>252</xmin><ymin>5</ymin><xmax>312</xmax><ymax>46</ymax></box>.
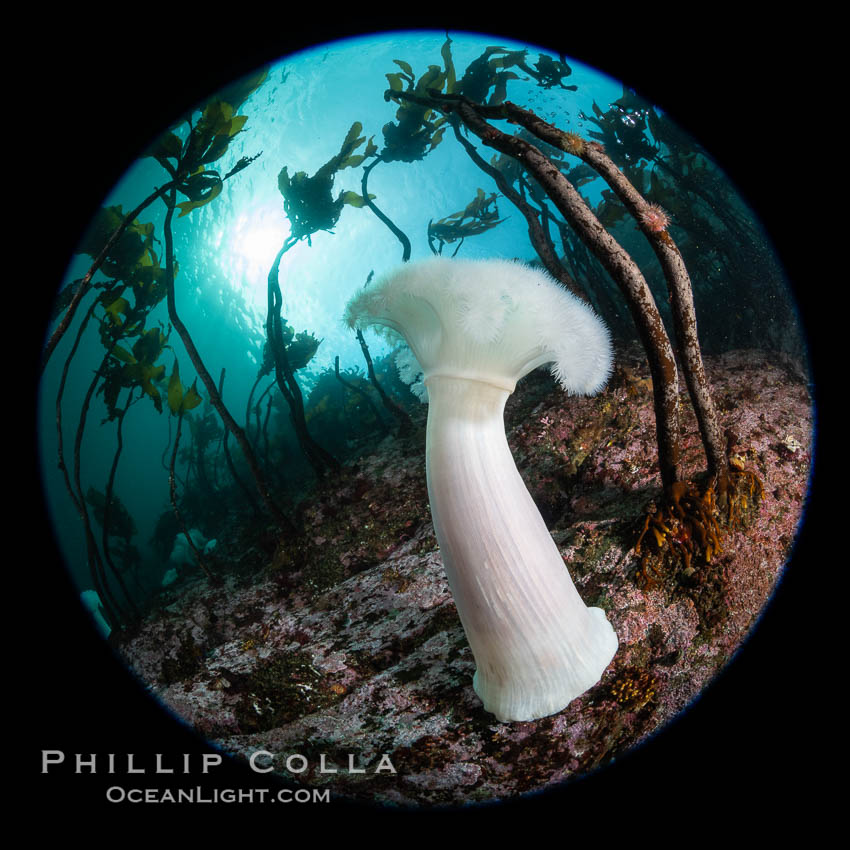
<box><xmin>37</xmin><ymin>28</ymin><xmax>803</xmax><ymax>628</ymax></box>
<box><xmin>38</xmin><ymin>32</ymin><xmax>624</xmax><ymax>594</ymax></box>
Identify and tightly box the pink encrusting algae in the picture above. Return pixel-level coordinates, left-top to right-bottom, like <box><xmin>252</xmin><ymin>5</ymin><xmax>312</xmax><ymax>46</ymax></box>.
<box><xmin>118</xmin><ymin>346</ymin><xmax>813</xmax><ymax>808</ymax></box>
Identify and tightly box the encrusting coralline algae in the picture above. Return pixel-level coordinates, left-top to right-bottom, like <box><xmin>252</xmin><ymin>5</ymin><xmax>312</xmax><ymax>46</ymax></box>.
<box><xmin>119</xmin><ymin>347</ymin><xmax>812</xmax><ymax>807</ymax></box>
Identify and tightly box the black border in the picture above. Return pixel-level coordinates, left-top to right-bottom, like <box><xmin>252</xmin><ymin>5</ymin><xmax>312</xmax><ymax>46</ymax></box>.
<box><xmin>24</xmin><ymin>9</ymin><xmax>828</xmax><ymax>829</ymax></box>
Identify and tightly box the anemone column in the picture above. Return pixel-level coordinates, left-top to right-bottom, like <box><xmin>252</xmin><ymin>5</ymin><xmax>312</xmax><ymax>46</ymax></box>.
<box><xmin>346</xmin><ymin>257</ymin><xmax>618</xmax><ymax>721</ymax></box>
<box><xmin>426</xmin><ymin>374</ymin><xmax>617</xmax><ymax>720</ymax></box>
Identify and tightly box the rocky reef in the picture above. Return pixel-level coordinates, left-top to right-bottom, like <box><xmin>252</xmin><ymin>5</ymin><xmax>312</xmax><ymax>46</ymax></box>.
<box><xmin>118</xmin><ymin>347</ymin><xmax>813</xmax><ymax>808</ymax></box>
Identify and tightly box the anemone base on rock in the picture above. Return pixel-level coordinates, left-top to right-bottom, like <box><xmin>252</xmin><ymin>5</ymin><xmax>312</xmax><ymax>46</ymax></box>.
<box><xmin>634</xmin><ymin>465</ymin><xmax>764</xmax><ymax>588</ymax></box>
<box><xmin>471</xmin><ymin>605</ymin><xmax>618</xmax><ymax>723</ymax></box>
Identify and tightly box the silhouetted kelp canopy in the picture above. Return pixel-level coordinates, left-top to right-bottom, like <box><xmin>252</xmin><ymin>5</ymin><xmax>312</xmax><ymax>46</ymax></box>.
<box><xmin>38</xmin><ymin>31</ymin><xmax>803</xmax><ymax>636</ymax></box>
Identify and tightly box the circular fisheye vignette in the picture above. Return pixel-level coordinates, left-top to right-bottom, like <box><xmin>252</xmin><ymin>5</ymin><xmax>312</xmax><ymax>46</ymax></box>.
<box><xmin>37</xmin><ymin>28</ymin><xmax>814</xmax><ymax>808</ymax></box>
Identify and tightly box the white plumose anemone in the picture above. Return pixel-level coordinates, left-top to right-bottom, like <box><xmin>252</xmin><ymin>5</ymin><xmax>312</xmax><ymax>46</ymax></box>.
<box><xmin>345</xmin><ymin>257</ymin><xmax>618</xmax><ymax>722</ymax></box>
